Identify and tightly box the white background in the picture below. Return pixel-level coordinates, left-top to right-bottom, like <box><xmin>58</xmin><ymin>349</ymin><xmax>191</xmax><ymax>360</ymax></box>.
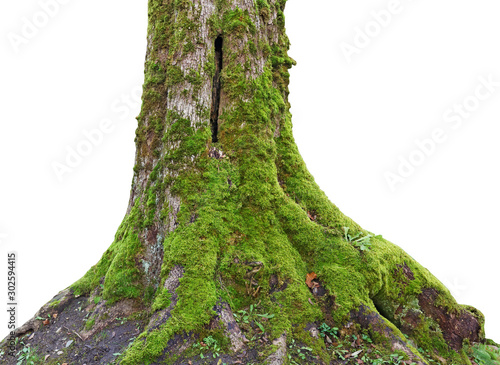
<box><xmin>0</xmin><ymin>0</ymin><xmax>499</xmax><ymax>343</ymax></box>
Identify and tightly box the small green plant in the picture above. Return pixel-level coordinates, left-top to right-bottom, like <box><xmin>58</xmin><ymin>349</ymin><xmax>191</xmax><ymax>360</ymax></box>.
<box><xmin>287</xmin><ymin>338</ymin><xmax>312</xmax><ymax>364</ymax></box>
<box><xmin>318</xmin><ymin>322</ymin><xmax>338</xmax><ymax>339</ymax></box>
<box><xmin>233</xmin><ymin>304</ymin><xmax>274</xmax><ymax>333</ymax></box>
<box><xmin>35</xmin><ymin>314</ymin><xmax>50</xmax><ymax>321</ymax></box>
<box><xmin>116</xmin><ymin>317</ymin><xmax>128</xmax><ymax>325</ymax></box>
<box><xmin>234</xmin><ymin>305</ymin><xmax>254</xmax><ymax>324</ymax></box>
<box><xmin>94</xmin><ymin>296</ymin><xmax>101</xmax><ymax>305</ymax></box>
<box><xmin>296</xmin><ymin>346</ymin><xmax>312</xmax><ymax>361</ymax></box>
<box><xmin>343</xmin><ymin>227</ymin><xmax>377</xmax><ymax>251</ymax></box>
<box><xmin>332</xmin><ymin>344</ymin><xmax>348</xmax><ymax>360</ymax></box>
<box><xmin>362</xmin><ymin>333</ymin><xmax>373</xmax><ymax>343</ymax></box>
<box><xmin>388</xmin><ymin>353</ymin><xmax>405</xmax><ymax>365</ymax></box>
<box><xmin>362</xmin><ymin>353</ymin><xmax>375</xmax><ymax>363</ymax></box>
<box><xmin>472</xmin><ymin>343</ymin><xmax>500</xmax><ymax>365</ymax></box>
<box><xmin>16</xmin><ymin>344</ymin><xmax>43</xmax><ymax>365</ymax></box>
<box><xmin>111</xmin><ymin>336</ymin><xmax>138</xmax><ymax>363</ymax></box>
<box><xmin>193</xmin><ymin>336</ymin><xmax>221</xmax><ymax>359</ymax></box>
<box><xmin>417</xmin><ymin>347</ymin><xmax>438</xmax><ymax>364</ymax></box>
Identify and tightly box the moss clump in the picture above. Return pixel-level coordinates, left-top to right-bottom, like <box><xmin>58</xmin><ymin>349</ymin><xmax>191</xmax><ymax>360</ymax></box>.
<box><xmin>72</xmin><ymin>211</ymin><xmax>145</xmax><ymax>305</ymax></box>
<box><xmin>85</xmin><ymin>317</ymin><xmax>96</xmax><ymax>331</ymax></box>
<box><xmin>48</xmin><ymin>299</ymin><xmax>61</xmax><ymax>308</ymax></box>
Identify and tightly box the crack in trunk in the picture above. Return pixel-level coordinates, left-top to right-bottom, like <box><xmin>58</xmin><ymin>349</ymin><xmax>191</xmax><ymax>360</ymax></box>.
<box><xmin>211</xmin><ymin>36</ymin><xmax>223</xmax><ymax>143</ymax></box>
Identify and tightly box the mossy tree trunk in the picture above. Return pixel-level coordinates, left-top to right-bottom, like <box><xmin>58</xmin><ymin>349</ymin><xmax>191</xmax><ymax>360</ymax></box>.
<box><xmin>5</xmin><ymin>0</ymin><xmax>490</xmax><ymax>364</ymax></box>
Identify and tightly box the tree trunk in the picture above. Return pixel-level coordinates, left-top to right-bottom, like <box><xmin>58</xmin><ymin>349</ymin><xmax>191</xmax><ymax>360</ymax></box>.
<box><xmin>1</xmin><ymin>1</ymin><xmax>495</xmax><ymax>364</ymax></box>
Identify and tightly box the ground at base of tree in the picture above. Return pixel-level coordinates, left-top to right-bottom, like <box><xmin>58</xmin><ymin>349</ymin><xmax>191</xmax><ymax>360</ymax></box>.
<box><xmin>1</xmin><ymin>288</ymin><xmax>499</xmax><ymax>365</ymax></box>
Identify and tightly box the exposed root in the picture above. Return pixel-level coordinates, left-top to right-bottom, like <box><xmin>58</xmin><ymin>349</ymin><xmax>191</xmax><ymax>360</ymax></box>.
<box><xmin>147</xmin><ymin>265</ymin><xmax>184</xmax><ymax>331</ymax></box>
<box><xmin>265</xmin><ymin>333</ymin><xmax>287</xmax><ymax>365</ymax></box>
<box><xmin>213</xmin><ymin>301</ymin><xmax>246</xmax><ymax>353</ymax></box>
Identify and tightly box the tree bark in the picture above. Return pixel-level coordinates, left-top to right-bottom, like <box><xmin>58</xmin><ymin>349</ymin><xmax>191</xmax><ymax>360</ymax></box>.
<box><xmin>1</xmin><ymin>1</ymin><xmax>493</xmax><ymax>364</ymax></box>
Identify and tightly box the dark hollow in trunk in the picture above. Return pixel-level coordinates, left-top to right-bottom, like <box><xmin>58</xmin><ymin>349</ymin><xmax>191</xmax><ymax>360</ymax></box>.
<box><xmin>211</xmin><ymin>35</ymin><xmax>223</xmax><ymax>143</ymax></box>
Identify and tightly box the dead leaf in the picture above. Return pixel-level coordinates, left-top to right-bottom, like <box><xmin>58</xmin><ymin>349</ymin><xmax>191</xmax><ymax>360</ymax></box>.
<box><xmin>52</xmin><ymin>313</ymin><xmax>58</xmax><ymax>319</ymax></box>
<box><xmin>28</xmin><ymin>333</ymin><xmax>35</xmax><ymax>340</ymax></box>
<box><xmin>62</xmin><ymin>363</ymin><xmax>68</xmax><ymax>365</ymax></box>
<box><xmin>308</xmin><ymin>298</ymin><xmax>315</xmax><ymax>305</ymax></box>
<box><xmin>43</xmin><ymin>319</ymin><xmax>50</xmax><ymax>325</ymax></box>
<box><xmin>44</xmin><ymin>355</ymin><xmax>50</xmax><ymax>361</ymax></box>
<box><xmin>305</xmin><ymin>272</ymin><xmax>317</xmax><ymax>288</ymax></box>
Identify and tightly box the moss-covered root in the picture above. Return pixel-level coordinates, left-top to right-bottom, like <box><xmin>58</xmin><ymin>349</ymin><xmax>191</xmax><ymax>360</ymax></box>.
<box><xmin>115</xmin><ymin>200</ymin><xmax>481</xmax><ymax>364</ymax></box>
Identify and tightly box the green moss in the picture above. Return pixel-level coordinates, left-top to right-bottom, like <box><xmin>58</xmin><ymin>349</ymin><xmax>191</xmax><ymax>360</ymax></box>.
<box><xmin>152</xmin><ymin>289</ymin><xmax>172</xmax><ymax>312</ymax></box>
<box><xmin>183</xmin><ymin>39</ymin><xmax>195</xmax><ymax>54</ymax></box>
<box><xmin>165</xmin><ymin>65</ymin><xmax>184</xmax><ymax>86</ymax></box>
<box><xmin>101</xmin><ymin>230</ymin><xmax>143</xmax><ymax>304</ymax></box>
<box><xmin>85</xmin><ymin>317</ymin><xmax>96</xmax><ymax>331</ymax></box>
<box><xmin>223</xmin><ymin>9</ymin><xmax>256</xmax><ymax>35</ymax></box>
<box><xmin>71</xmin><ymin>203</ymin><xmax>146</xmax><ymax>304</ymax></box>
<box><xmin>49</xmin><ymin>299</ymin><xmax>61</xmax><ymax>308</ymax></box>
<box><xmin>145</xmin><ymin>61</ymin><xmax>166</xmax><ymax>86</ymax></box>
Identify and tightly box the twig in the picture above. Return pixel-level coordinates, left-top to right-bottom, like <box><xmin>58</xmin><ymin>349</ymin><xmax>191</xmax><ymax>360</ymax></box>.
<box><xmin>64</xmin><ymin>326</ymin><xmax>84</xmax><ymax>341</ymax></box>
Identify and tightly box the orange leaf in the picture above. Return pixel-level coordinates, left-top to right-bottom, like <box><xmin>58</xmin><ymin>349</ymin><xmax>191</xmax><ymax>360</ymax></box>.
<box><xmin>53</xmin><ymin>313</ymin><xmax>58</xmax><ymax>319</ymax></box>
<box><xmin>305</xmin><ymin>272</ymin><xmax>317</xmax><ymax>288</ymax></box>
<box><xmin>43</xmin><ymin>319</ymin><xmax>50</xmax><ymax>325</ymax></box>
